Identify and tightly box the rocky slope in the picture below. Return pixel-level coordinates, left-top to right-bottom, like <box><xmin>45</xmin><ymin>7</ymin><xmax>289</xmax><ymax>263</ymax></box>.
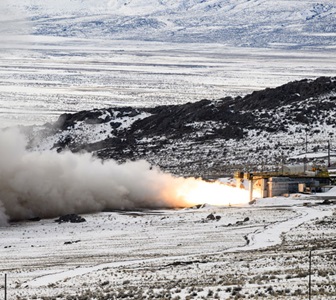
<box><xmin>25</xmin><ymin>76</ymin><xmax>336</xmax><ymax>176</ymax></box>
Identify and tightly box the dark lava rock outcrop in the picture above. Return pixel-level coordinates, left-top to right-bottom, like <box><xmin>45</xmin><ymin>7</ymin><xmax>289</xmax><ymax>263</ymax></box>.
<box><xmin>55</xmin><ymin>214</ymin><xmax>86</xmax><ymax>224</ymax></box>
<box><xmin>27</xmin><ymin>76</ymin><xmax>336</xmax><ymax>176</ymax></box>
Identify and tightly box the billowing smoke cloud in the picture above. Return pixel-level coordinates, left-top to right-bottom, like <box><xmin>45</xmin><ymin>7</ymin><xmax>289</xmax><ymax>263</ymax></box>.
<box><xmin>0</xmin><ymin>128</ymin><xmax>190</xmax><ymax>224</ymax></box>
<box><xmin>0</xmin><ymin>129</ymin><xmax>249</xmax><ymax>225</ymax></box>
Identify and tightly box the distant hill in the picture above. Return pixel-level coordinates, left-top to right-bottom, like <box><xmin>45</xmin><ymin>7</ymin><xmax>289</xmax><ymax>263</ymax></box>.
<box><xmin>4</xmin><ymin>0</ymin><xmax>336</xmax><ymax>48</ymax></box>
<box><xmin>25</xmin><ymin>76</ymin><xmax>336</xmax><ymax>176</ymax></box>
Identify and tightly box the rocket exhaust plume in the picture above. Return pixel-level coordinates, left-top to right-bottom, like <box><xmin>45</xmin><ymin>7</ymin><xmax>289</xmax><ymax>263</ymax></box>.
<box><xmin>0</xmin><ymin>129</ymin><xmax>249</xmax><ymax>225</ymax></box>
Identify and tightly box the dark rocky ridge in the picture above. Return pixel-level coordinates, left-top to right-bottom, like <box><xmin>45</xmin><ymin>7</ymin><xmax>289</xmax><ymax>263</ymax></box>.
<box><xmin>28</xmin><ymin>76</ymin><xmax>336</xmax><ymax>176</ymax></box>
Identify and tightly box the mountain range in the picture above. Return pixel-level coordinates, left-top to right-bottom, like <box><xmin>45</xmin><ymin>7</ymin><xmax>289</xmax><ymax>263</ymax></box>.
<box><xmin>4</xmin><ymin>0</ymin><xmax>336</xmax><ymax>48</ymax></box>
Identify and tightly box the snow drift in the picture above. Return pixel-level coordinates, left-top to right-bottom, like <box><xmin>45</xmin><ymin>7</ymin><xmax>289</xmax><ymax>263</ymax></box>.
<box><xmin>0</xmin><ymin>129</ymin><xmax>248</xmax><ymax>225</ymax></box>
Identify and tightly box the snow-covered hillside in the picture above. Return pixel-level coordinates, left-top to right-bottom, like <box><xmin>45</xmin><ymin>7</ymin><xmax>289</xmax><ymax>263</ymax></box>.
<box><xmin>5</xmin><ymin>0</ymin><xmax>336</xmax><ymax>48</ymax></box>
<box><xmin>24</xmin><ymin>76</ymin><xmax>336</xmax><ymax>176</ymax></box>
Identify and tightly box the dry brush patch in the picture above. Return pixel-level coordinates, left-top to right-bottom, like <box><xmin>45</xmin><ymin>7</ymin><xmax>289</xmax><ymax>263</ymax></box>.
<box><xmin>4</xmin><ymin>208</ymin><xmax>336</xmax><ymax>300</ymax></box>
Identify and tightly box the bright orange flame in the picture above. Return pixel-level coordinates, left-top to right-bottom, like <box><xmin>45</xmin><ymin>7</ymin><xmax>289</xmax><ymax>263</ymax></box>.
<box><xmin>175</xmin><ymin>179</ymin><xmax>250</xmax><ymax>207</ymax></box>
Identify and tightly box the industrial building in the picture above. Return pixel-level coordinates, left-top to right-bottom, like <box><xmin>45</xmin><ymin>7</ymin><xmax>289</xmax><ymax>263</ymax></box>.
<box><xmin>234</xmin><ymin>171</ymin><xmax>331</xmax><ymax>199</ymax></box>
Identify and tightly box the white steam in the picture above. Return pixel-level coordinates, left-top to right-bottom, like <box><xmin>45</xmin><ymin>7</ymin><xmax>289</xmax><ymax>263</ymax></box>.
<box><xmin>0</xmin><ymin>128</ymin><xmax>192</xmax><ymax>225</ymax></box>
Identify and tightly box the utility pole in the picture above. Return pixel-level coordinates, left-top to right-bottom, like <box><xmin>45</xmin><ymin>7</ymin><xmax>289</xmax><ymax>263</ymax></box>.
<box><xmin>304</xmin><ymin>130</ymin><xmax>308</xmax><ymax>174</ymax></box>
<box><xmin>328</xmin><ymin>140</ymin><xmax>331</xmax><ymax>167</ymax></box>
<box><xmin>308</xmin><ymin>250</ymin><xmax>312</xmax><ymax>300</ymax></box>
<box><xmin>4</xmin><ymin>274</ymin><xmax>7</xmax><ymax>300</ymax></box>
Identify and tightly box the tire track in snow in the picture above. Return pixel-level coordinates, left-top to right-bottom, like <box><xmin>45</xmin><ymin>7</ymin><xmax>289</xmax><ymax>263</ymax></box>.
<box><xmin>225</xmin><ymin>206</ymin><xmax>333</xmax><ymax>252</ymax></box>
<box><xmin>26</xmin><ymin>205</ymin><xmax>333</xmax><ymax>287</ymax></box>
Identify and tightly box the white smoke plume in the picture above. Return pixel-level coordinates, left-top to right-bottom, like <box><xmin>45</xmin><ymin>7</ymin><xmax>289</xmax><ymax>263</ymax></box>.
<box><xmin>0</xmin><ymin>128</ymin><xmax>189</xmax><ymax>224</ymax></box>
<box><xmin>0</xmin><ymin>128</ymin><xmax>249</xmax><ymax>225</ymax></box>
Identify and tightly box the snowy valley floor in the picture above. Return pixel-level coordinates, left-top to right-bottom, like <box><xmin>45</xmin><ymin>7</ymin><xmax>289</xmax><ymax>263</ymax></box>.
<box><xmin>1</xmin><ymin>38</ymin><xmax>336</xmax><ymax>128</ymax></box>
<box><xmin>0</xmin><ymin>196</ymin><xmax>335</xmax><ymax>300</ymax></box>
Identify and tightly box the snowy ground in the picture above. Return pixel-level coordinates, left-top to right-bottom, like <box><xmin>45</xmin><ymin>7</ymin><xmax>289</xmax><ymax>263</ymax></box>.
<box><xmin>1</xmin><ymin>37</ymin><xmax>336</xmax><ymax>128</ymax></box>
<box><xmin>0</xmin><ymin>196</ymin><xmax>335</xmax><ymax>299</ymax></box>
